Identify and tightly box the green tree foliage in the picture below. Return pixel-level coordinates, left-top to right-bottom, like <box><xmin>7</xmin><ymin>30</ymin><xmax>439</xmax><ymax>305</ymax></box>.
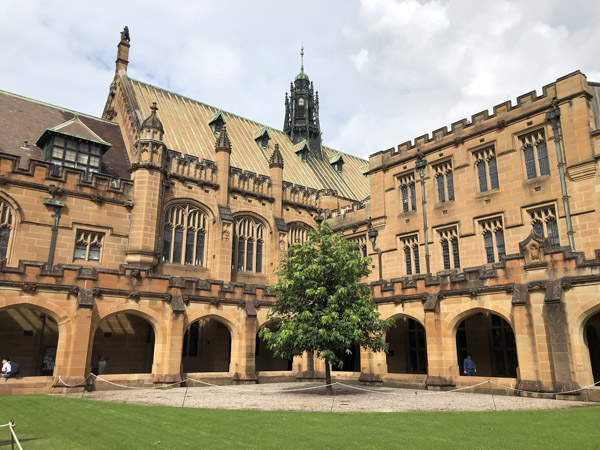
<box><xmin>259</xmin><ymin>223</ymin><xmax>393</xmax><ymax>392</ymax></box>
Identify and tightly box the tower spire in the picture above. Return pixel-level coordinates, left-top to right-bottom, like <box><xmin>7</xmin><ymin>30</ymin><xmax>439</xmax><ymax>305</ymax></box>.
<box><xmin>300</xmin><ymin>46</ymin><xmax>304</xmax><ymax>72</ymax></box>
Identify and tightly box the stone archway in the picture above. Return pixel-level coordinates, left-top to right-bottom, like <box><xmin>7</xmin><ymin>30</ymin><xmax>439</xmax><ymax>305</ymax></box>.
<box><xmin>182</xmin><ymin>317</ymin><xmax>231</xmax><ymax>373</ymax></box>
<box><xmin>91</xmin><ymin>312</ymin><xmax>155</xmax><ymax>374</ymax></box>
<box><xmin>456</xmin><ymin>311</ymin><xmax>518</xmax><ymax>377</ymax></box>
<box><xmin>0</xmin><ymin>306</ymin><xmax>59</xmax><ymax>376</ymax></box>
<box><xmin>255</xmin><ymin>323</ymin><xmax>292</xmax><ymax>372</ymax></box>
<box><xmin>585</xmin><ymin>311</ymin><xmax>600</xmax><ymax>383</ymax></box>
<box><xmin>386</xmin><ymin>316</ymin><xmax>427</xmax><ymax>374</ymax></box>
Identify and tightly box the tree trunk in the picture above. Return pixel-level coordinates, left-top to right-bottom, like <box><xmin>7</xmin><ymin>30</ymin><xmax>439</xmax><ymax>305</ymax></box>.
<box><xmin>325</xmin><ymin>359</ymin><xmax>333</xmax><ymax>395</ymax></box>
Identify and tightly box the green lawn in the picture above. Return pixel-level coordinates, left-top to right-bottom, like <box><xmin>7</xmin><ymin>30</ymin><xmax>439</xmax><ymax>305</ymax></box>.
<box><xmin>1</xmin><ymin>395</ymin><xmax>598</xmax><ymax>449</ymax></box>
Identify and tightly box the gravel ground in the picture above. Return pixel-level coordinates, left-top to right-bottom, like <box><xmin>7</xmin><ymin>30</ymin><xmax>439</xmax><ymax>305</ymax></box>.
<box><xmin>60</xmin><ymin>382</ymin><xmax>596</xmax><ymax>412</ymax></box>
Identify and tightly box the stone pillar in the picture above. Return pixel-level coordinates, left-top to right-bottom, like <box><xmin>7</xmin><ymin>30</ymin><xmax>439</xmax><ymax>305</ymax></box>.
<box><xmin>153</xmin><ymin>299</ymin><xmax>185</xmax><ymax>383</ymax></box>
<box><xmin>215</xmin><ymin>126</ymin><xmax>231</xmax><ymax>207</ymax></box>
<box><xmin>57</xmin><ymin>305</ymin><xmax>94</xmax><ymax>385</ymax></box>
<box><xmin>423</xmin><ymin>296</ymin><xmax>454</xmax><ymax>388</ymax></box>
<box><xmin>511</xmin><ymin>285</ymin><xmax>543</xmax><ymax>391</ymax></box>
<box><xmin>359</xmin><ymin>347</ymin><xmax>385</xmax><ymax>383</ymax></box>
<box><xmin>233</xmin><ymin>309</ymin><xmax>259</xmax><ymax>383</ymax></box>
<box><xmin>116</xmin><ymin>26</ymin><xmax>130</xmax><ymax>74</ymax></box>
<box><xmin>126</xmin><ymin>103</ymin><xmax>166</xmax><ymax>266</ymax></box>
<box><xmin>544</xmin><ymin>281</ymin><xmax>579</xmax><ymax>392</ymax></box>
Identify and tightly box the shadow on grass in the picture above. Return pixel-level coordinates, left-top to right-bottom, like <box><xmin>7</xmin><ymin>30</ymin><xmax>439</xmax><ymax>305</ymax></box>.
<box><xmin>0</xmin><ymin>437</ymin><xmax>42</xmax><ymax>446</ymax></box>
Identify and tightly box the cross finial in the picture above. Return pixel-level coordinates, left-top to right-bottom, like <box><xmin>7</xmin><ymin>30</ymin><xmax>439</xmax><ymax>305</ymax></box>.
<box><xmin>300</xmin><ymin>46</ymin><xmax>304</xmax><ymax>71</ymax></box>
<box><xmin>150</xmin><ymin>102</ymin><xmax>158</xmax><ymax>112</ymax></box>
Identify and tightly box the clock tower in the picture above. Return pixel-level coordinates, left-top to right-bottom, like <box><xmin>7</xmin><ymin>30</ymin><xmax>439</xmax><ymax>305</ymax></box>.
<box><xmin>283</xmin><ymin>47</ymin><xmax>323</xmax><ymax>158</ymax></box>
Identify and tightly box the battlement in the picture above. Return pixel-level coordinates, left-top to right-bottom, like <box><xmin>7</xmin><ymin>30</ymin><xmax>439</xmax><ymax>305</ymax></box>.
<box><xmin>166</xmin><ymin>150</ymin><xmax>217</xmax><ymax>186</ymax></box>
<box><xmin>0</xmin><ymin>259</ymin><xmax>276</xmax><ymax>310</ymax></box>
<box><xmin>282</xmin><ymin>181</ymin><xmax>318</xmax><ymax>209</ymax></box>
<box><xmin>230</xmin><ymin>166</ymin><xmax>273</xmax><ymax>201</ymax></box>
<box><xmin>0</xmin><ymin>152</ymin><xmax>134</xmax><ymax>202</ymax></box>
<box><xmin>371</xmin><ymin>243</ymin><xmax>600</xmax><ymax>303</ymax></box>
<box><xmin>370</xmin><ymin>71</ymin><xmax>590</xmax><ymax>170</ymax></box>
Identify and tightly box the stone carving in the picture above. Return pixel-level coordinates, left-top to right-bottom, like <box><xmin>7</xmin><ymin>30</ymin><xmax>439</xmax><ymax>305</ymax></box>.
<box><xmin>222</xmin><ymin>222</ymin><xmax>232</xmax><ymax>241</ymax></box>
<box><xmin>48</xmin><ymin>185</ymin><xmax>63</xmax><ymax>196</ymax></box>
<box><xmin>22</xmin><ymin>283</ymin><xmax>37</xmax><ymax>294</ymax></box>
<box><xmin>127</xmin><ymin>291</ymin><xmax>140</xmax><ymax>301</ymax></box>
<box><xmin>130</xmin><ymin>269</ymin><xmax>141</xmax><ymax>279</ymax></box>
<box><xmin>69</xmin><ymin>286</ymin><xmax>80</xmax><ymax>296</ymax></box>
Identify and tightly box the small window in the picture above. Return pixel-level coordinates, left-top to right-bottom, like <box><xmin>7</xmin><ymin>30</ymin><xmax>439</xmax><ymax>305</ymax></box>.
<box><xmin>433</xmin><ymin>162</ymin><xmax>454</xmax><ymax>203</ymax></box>
<box><xmin>400</xmin><ymin>235</ymin><xmax>419</xmax><ymax>275</ymax></box>
<box><xmin>520</xmin><ymin>130</ymin><xmax>550</xmax><ymax>180</ymax></box>
<box><xmin>527</xmin><ymin>205</ymin><xmax>560</xmax><ymax>248</ymax></box>
<box><xmin>437</xmin><ymin>227</ymin><xmax>460</xmax><ymax>270</ymax></box>
<box><xmin>473</xmin><ymin>147</ymin><xmax>499</xmax><ymax>193</ymax></box>
<box><xmin>232</xmin><ymin>217</ymin><xmax>265</xmax><ymax>274</ymax></box>
<box><xmin>74</xmin><ymin>230</ymin><xmax>104</xmax><ymax>262</ymax></box>
<box><xmin>398</xmin><ymin>174</ymin><xmax>417</xmax><ymax>213</ymax></box>
<box><xmin>479</xmin><ymin>217</ymin><xmax>505</xmax><ymax>263</ymax></box>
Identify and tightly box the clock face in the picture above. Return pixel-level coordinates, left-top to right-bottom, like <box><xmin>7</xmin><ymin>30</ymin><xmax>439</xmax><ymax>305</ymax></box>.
<box><xmin>298</xmin><ymin>98</ymin><xmax>305</xmax><ymax>106</ymax></box>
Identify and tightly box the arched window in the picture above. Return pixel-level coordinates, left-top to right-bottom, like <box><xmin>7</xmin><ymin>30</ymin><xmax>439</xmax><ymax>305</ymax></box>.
<box><xmin>232</xmin><ymin>216</ymin><xmax>265</xmax><ymax>274</ymax></box>
<box><xmin>162</xmin><ymin>204</ymin><xmax>208</xmax><ymax>266</ymax></box>
<box><xmin>287</xmin><ymin>223</ymin><xmax>313</xmax><ymax>248</ymax></box>
<box><xmin>0</xmin><ymin>199</ymin><xmax>14</xmax><ymax>261</ymax></box>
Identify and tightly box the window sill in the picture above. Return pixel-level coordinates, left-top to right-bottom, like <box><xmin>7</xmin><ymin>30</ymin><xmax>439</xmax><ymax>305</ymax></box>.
<box><xmin>434</xmin><ymin>200</ymin><xmax>455</xmax><ymax>209</ymax></box>
<box><xmin>474</xmin><ymin>188</ymin><xmax>499</xmax><ymax>199</ymax></box>
<box><xmin>522</xmin><ymin>174</ymin><xmax>550</xmax><ymax>185</ymax></box>
<box><xmin>397</xmin><ymin>210</ymin><xmax>417</xmax><ymax>218</ymax></box>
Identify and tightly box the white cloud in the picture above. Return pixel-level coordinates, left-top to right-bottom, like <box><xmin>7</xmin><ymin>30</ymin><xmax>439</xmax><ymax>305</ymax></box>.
<box><xmin>1</xmin><ymin>0</ymin><xmax>600</xmax><ymax>161</ymax></box>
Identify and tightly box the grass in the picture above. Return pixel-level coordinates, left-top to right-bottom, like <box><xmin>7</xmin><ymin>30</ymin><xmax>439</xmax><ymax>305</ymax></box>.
<box><xmin>0</xmin><ymin>395</ymin><xmax>598</xmax><ymax>449</ymax></box>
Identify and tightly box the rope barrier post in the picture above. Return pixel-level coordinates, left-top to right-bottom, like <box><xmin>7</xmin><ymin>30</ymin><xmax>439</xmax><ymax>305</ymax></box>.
<box><xmin>330</xmin><ymin>382</ymin><xmax>337</xmax><ymax>412</ymax></box>
<box><xmin>181</xmin><ymin>383</ymin><xmax>189</xmax><ymax>408</ymax></box>
<box><xmin>488</xmin><ymin>379</ymin><xmax>497</xmax><ymax>411</ymax></box>
<box><xmin>10</xmin><ymin>419</ymin><xmax>14</xmax><ymax>450</ymax></box>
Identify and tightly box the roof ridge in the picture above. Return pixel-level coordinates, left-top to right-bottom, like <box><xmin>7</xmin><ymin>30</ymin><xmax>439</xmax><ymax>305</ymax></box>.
<box><xmin>0</xmin><ymin>89</ymin><xmax>120</xmax><ymax>126</ymax></box>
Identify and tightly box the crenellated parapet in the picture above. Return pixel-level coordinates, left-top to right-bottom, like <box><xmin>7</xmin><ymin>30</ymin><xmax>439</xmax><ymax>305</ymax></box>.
<box><xmin>0</xmin><ymin>152</ymin><xmax>133</xmax><ymax>204</ymax></box>
<box><xmin>283</xmin><ymin>181</ymin><xmax>318</xmax><ymax>210</ymax></box>
<box><xmin>229</xmin><ymin>167</ymin><xmax>273</xmax><ymax>201</ymax></box>
<box><xmin>0</xmin><ymin>259</ymin><xmax>276</xmax><ymax>314</ymax></box>
<box><xmin>166</xmin><ymin>151</ymin><xmax>217</xmax><ymax>186</ymax></box>
<box><xmin>369</xmin><ymin>71</ymin><xmax>591</xmax><ymax>174</ymax></box>
<box><xmin>371</xmin><ymin>236</ymin><xmax>600</xmax><ymax>306</ymax></box>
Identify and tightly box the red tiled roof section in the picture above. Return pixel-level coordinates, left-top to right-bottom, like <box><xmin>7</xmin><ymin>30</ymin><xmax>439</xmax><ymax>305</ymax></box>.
<box><xmin>0</xmin><ymin>90</ymin><xmax>130</xmax><ymax>179</ymax></box>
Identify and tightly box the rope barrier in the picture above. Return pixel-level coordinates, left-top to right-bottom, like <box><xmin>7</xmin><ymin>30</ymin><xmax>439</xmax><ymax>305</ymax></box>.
<box><xmin>55</xmin><ymin>373</ymin><xmax>600</xmax><ymax>400</ymax></box>
<box><xmin>1</xmin><ymin>421</ymin><xmax>24</xmax><ymax>450</ymax></box>
<box><xmin>489</xmin><ymin>379</ymin><xmax>600</xmax><ymax>396</ymax></box>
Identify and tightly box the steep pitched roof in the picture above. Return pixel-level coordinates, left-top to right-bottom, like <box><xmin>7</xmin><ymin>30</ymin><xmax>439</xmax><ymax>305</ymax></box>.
<box><xmin>127</xmin><ymin>77</ymin><xmax>369</xmax><ymax>200</ymax></box>
<box><xmin>0</xmin><ymin>90</ymin><xmax>130</xmax><ymax>179</ymax></box>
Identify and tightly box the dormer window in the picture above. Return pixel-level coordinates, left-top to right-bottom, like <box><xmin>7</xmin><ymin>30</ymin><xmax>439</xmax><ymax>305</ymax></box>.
<box><xmin>295</xmin><ymin>141</ymin><xmax>310</xmax><ymax>162</ymax></box>
<box><xmin>36</xmin><ymin>115</ymin><xmax>111</xmax><ymax>181</ymax></box>
<box><xmin>208</xmin><ymin>110</ymin><xmax>226</xmax><ymax>134</ymax></box>
<box><xmin>329</xmin><ymin>152</ymin><xmax>345</xmax><ymax>173</ymax></box>
<box><xmin>253</xmin><ymin>127</ymin><xmax>271</xmax><ymax>149</ymax></box>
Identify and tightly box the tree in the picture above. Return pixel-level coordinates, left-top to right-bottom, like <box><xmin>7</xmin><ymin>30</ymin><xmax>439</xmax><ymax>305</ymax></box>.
<box><xmin>259</xmin><ymin>222</ymin><xmax>393</xmax><ymax>394</ymax></box>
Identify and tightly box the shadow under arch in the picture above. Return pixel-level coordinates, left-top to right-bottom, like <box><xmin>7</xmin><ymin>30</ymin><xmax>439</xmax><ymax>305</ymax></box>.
<box><xmin>385</xmin><ymin>314</ymin><xmax>427</xmax><ymax>374</ymax></box>
<box><xmin>582</xmin><ymin>308</ymin><xmax>600</xmax><ymax>383</ymax></box>
<box><xmin>454</xmin><ymin>309</ymin><xmax>518</xmax><ymax>378</ymax></box>
<box><xmin>182</xmin><ymin>315</ymin><xmax>233</xmax><ymax>373</ymax></box>
<box><xmin>255</xmin><ymin>322</ymin><xmax>292</xmax><ymax>372</ymax></box>
<box><xmin>90</xmin><ymin>309</ymin><xmax>158</xmax><ymax>375</ymax></box>
<box><xmin>0</xmin><ymin>302</ymin><xmax>67</xmax><ymax>377</ymax></box>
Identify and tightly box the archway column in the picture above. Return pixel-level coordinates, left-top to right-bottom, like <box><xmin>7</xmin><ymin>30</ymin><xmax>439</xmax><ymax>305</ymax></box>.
<box><xmin>59</xmin><ymin>306</ymin><xmax>94</xmax><ymax>384</ymax></box>
<box><xmin>232</xmin><ymin>315</ymin><xmax>258</xmax><ymax>382</ymax></box>
<box><xmin>153</xmin><ymin>311</ymin><xmax>184</xmax><ymax>383</ymax></box>
<box><xmin>424</xmin><ymin>309</ymin><xmax>453</xmax><ymax>387</ymax></box>
<box><xmin>359</xmin><ymin>347</ymin><xmax>386</xmax><ymax>383</ymax></box>
<box><xmin>512</xmin><ymin>298</ymin><xmax>543</xmax><ymax>391</ymax></box>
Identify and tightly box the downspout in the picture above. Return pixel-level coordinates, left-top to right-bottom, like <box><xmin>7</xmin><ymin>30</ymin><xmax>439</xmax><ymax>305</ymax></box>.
<box><xmin>546</xmin><ymin>102</ymin><xmax>576</xmax><ymax>252</ymax></box>
<box><xmin>43</xmin><ymin>188</ymin><xmax>65</xmax><ymax>266</ymax></box>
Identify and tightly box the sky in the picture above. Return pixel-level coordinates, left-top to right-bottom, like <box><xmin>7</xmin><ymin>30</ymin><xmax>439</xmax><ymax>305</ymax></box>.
<box><xmin>2</xmin><ymin>0</ymin><xmax>600</xmax><ymax>161</ymax></box>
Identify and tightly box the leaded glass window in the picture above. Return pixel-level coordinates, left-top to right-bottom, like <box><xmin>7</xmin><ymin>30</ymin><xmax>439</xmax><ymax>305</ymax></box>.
<box><xmin>232</xmin><ymin>217</ymin><xmax>265</xmax><ymax>274</ymax></box>
<box><xmin>0</xmin><ymin>201</ymin><xmax>14</xmax><ymax>261</ymax></box>
<box><xmin>162</xmin><ymin>204</ymin><xmax>208</xmax><ymax>266</ymax></box>
<box><xmin>74</xmin><ymin>230</ymin><xmax>103</xmax><ymax>262</ymax></box>
<box><xmin>520</xmin><ymin>130</ymin><xmax>550</xmax><ymax>180</ymax></box>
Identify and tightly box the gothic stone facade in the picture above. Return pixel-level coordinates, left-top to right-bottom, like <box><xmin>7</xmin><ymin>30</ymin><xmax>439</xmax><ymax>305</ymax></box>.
<box><xmin>0</xmin><ymin>30</ymin><xmax>599</xmax><ymax>399</ymax></box>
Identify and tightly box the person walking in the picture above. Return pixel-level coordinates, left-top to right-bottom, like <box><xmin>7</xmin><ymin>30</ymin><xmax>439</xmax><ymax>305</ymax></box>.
<box><xmin>463</xmin><ymin>353</ymin><xmax>477</xmax><ymax>376</ymax></box>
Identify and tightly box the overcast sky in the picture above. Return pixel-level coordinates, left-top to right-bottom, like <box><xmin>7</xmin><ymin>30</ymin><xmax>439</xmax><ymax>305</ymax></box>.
<box><xmin>2</xmin><ymin>0</ymin><xmax>600</xmax><ymax>160</ymax></box>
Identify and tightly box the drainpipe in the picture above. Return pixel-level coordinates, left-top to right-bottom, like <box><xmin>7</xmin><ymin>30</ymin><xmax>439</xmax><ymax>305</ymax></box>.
<box><xmin>546</xmin><ymin>102</ymin><xmax>576</xmax><ymax>252</ymax></box>
<box><xmin>43</xmin><ymin>190</ymin><xmax>65</xmax><ymax>267</ymax></box>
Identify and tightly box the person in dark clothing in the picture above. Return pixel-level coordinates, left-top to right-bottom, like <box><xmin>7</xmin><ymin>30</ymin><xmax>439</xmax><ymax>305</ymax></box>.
<box><xmin>463</xmin><ymin>353</ymin><xmax>477</xmax><ymax>376</ymax></box>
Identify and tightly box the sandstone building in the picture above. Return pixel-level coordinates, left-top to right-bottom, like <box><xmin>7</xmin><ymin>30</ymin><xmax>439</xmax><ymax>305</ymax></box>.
<box><xmin>0</xmin><ymin>28</ymin><xmax>598</xmax><ymax>399</ymax></box>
